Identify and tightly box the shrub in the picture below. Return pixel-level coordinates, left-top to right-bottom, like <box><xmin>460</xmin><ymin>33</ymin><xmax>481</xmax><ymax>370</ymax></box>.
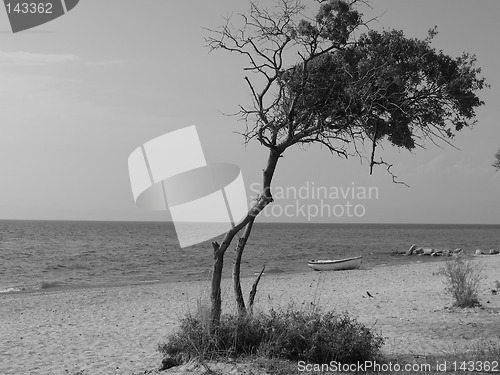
<box><xmin>440</xmin><ymin>257</ymin><xmax>483</xmax><ymax>308</ymax></box>
<box><xmin>258</xmin><ymin>307</ymin><xmax>384</xmax><ymax>363</ymax></box>
<box><xmin>158</xmin><ymin>304</ymin><xmax>384</xmax><ymax>367</ymax></box>
<box><xmin>158</xmin><ymin>312</ymin><xmax>265</xmax><ymax>364</ymax></box>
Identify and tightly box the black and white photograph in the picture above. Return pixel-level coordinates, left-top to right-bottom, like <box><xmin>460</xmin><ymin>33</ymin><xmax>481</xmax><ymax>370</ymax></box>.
<box><xmin>1</xmin><ymin>1</ymin><xmax>499</xmax><ymax>374</ymax></box>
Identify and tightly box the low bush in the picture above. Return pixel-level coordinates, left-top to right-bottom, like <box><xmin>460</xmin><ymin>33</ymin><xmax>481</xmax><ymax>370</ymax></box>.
<box><xmin>439</xmin><ymin>257</ymin><xmax>483</xmax><ymax>308</ymax></box>
<box><xmin>258</xmin><ymin>308</ymin><xmax>384</xmax><ymax>363</ymax></box>
<box><xmin>158</xmin><ymin>304</ymin><xmax>384</xmax><ymax>367</ymax></box>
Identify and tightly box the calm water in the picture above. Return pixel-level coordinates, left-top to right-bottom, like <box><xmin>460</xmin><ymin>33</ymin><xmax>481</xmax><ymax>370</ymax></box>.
<box><xmin>0</xmin><ymin>220</ymin><xmax>498</xmax><ymax>293</ymax></box>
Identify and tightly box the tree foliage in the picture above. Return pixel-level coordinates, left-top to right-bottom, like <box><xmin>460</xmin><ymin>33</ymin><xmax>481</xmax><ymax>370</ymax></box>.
<box><xmin>278</xmin><ymin>29</ymin><xmax>484</xmax><ymax>153</ymax></box>
<box><xmin>208</xmin><ymin>0</ymin><xmax>486</xmax><ymax>174</ymax></box>
<box><xmin>494</xmin><ymin>149</ymin><xmax>500</xmax><ymax>171</ymax></box>
<box><xmin>204</xmin><ymin>0</ymin><xmax>487</xmax><ymax>325</ymax></box>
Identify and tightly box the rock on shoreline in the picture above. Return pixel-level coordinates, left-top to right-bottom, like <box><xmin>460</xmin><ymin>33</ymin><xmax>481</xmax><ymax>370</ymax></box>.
<box><xmin>393</xmin><ymin>244</ymin><xmax>500</xmax><ymax>257</ymax></box>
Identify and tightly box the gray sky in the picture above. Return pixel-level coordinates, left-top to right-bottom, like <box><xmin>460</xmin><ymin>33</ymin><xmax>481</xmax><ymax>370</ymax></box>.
<box><xmin>0</xmin><ymin>0</ymin><xmax>499</xmax><ymax>224</ymax></box>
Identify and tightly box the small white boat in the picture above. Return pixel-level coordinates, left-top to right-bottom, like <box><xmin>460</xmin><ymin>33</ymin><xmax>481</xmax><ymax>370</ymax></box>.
<box><xmin>307</xmin><ymin>256</ymin><xmax>362</xmax><ymax>271</ymax></box>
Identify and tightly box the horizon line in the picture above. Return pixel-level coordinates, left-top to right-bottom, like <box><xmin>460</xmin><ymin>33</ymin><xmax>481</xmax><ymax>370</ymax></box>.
<box><xmin>0</xmin><ymin>218</ymin><xmax>499</xmax><ymax>226</ymax></box>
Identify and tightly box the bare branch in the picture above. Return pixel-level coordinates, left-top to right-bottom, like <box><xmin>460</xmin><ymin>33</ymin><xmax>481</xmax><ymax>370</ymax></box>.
<box><xmin>371</xmin><ymin>158</ymin><xmax>410</xmax><ymax>187</ymax></box>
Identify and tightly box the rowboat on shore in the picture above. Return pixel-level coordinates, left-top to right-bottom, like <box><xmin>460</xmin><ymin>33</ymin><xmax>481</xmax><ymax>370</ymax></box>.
<box><xmin>307</xmin><ymin>256</ymin><xmax>362</xmax><ymax>271</ymax></box>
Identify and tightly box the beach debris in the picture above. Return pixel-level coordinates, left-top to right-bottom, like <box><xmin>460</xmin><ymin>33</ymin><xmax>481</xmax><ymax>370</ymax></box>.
<box><xmin>417</xmin><ymin>247</ymin><xmax>442</xmax><ymax>256</ymax></box>
<box><xmin>403</xmin><ymin>244</ymin><xmax>450</xmax><ymax>256</ymax></box>
<box><xmin>392</xmin><ymin>249</ymin><xmax>407</xmax><ymax>255</ymax></box>
<box><xmin>406</xmin><ymin>244</ymin><xmax>418</xmax><ymax>255</ymax></box>
<box><xmin>414</xmin><ymin>247</ymin><xmax>424</xmax><ymax>255</ymax></box>
<box><xmin>422</xmin><ymin>248</ymin><xmax>434</xmax><ymax>256</ymax></box>
<box><xmin>473</xmin><ymin>249</ymin><xmax>500</xmax><ymax>256</ymax></box>
<box><xmin>399</xmin><ymin>246</ymin><xmax>499</xmax><ymax>257</ymax></box>
<box><xmin>453</xmin><ymin>248</ymin><xmax>463</xmax><ymax>254</ymax></box>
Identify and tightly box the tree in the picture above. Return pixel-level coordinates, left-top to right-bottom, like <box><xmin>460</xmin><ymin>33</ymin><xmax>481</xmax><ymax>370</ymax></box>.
<box><xmin>494</xmin><ymin>149</ymin><xmax>500</xmax><ymax>171</ymax></box>
<box><xmin>205</xmin><ymin>0</ymin><xmax>487</xmax><ymax>327</ymax></box>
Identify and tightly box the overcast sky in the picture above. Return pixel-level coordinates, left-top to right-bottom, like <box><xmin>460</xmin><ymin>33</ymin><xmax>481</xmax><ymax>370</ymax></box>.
<box><xmin>0</xmin><ymin>0</ymin><xmax>498</xmax><ymax>224</ymax></box>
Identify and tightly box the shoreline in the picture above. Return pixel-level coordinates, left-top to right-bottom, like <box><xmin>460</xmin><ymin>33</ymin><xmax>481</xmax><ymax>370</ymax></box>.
<box><xmin>2</xmin><ymin>220</ymin><xmax>498</xmax><ymax>300</ymax></box>
<box><xmin>1</xmin><ymin>255</ymin><xmax>499</xmax><ymax>374</ymax></box>
<box><xmin>0</xmin><ymin>253</ymin><xmax>478</xmax><ymax>297</ymax></box>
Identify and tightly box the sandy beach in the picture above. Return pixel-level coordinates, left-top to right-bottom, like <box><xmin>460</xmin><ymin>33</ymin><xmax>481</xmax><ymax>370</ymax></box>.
<box><xmin>1</xmin><ymin>255</ymin><xmax>499</xmax><ymax>375</ymax></box>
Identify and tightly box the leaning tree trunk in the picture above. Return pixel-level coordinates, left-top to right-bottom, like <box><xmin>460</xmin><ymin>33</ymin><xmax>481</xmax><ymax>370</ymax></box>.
<box><xmin>209</xmin><ymin>147</ymin><xmax>281</xmax><ymax>331</ymax></box>
<box><xmin>233</xmin><ymin>218</ymin><xmax>267</xmax><ymax>317</ymax></box>
<box><xmin>233</xmin><ymin>219</ymin><xmax>255</xmax><ymax>316</ymax></box>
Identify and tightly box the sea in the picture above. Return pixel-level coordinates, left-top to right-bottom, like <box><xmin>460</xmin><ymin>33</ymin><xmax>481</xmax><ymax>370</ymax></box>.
<box><xmin>0</xmin><ymin>220</ymin><xmax>499</xmax><ymax>294</ymax></box>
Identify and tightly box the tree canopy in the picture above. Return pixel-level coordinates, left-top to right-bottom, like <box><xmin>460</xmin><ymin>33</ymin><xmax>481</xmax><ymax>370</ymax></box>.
<box><xmin>208</xmin><ymin>0</ymin><xmax>486</xmax><ymax>177</ymax></box>
<box><xmin>494</xmin><ymin>149</ymin><xmax>500</xmax><ymax>171</ymax></box>
<box><xmin>278</xmin><ymin>29</ymin><xmax>484</xmax><ymax>152</ymax></box>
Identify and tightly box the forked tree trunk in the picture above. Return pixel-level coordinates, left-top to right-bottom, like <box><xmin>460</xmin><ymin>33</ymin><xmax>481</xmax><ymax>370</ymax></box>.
<box><xmin>233</xmin><ymin>220</ymin><xmax>267</xmax><ymax>317</ymax></box>
<box><xmin>209</xmin><ymin>148</ymin><xmax>281</xmax><ymax>331</ymax></box>
<box><xmin>233</xmin><ymin>219</ymin><xmax>255</xmax><ymax>316</ymax></box>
